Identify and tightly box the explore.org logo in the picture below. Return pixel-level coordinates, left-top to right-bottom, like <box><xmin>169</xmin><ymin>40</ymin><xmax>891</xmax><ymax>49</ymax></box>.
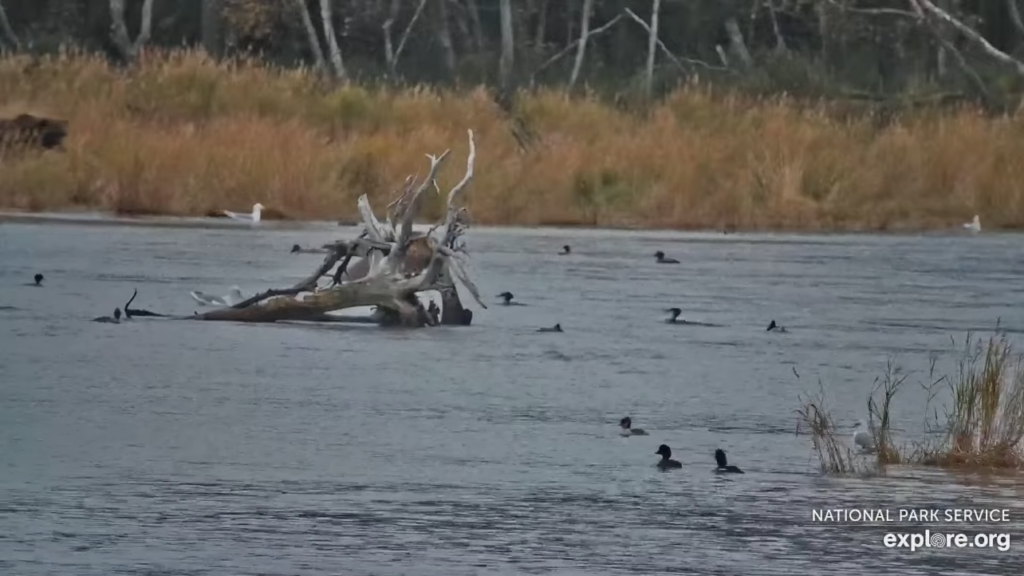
<box><xmin>884</xmin><ymin>530</ymin><xmax>1011</xmax><ymax>552</ymax></box>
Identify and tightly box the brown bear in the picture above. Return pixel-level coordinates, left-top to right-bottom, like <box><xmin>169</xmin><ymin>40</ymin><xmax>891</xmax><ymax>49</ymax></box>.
<box><xmin>0</xmin><ymin>113</ymin><xmax>69</xmax><ymax>155</ymax></box>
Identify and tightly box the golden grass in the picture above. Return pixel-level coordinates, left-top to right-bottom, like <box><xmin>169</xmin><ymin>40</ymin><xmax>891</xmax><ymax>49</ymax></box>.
<box><xmin>3</xmin><ymin>49</ymin><xmax>1024</xmax><ymax>229</ymax></box>
<box><xmin>797</xmin><ymin>333</ymin><xmax>1024</xmax><ymax>474</ymax></box>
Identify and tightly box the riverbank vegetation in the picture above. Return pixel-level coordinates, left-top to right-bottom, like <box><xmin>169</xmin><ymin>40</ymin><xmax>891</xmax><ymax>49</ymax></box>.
<box><xmin>4</xmin><ymin>50</ymin><xmax>1024</xmax><ymax>230</ymax></box>
<box><xmin>3</xmin><ymin>2</ymin><xmax>1024</xmax><ymax>230</ymax></box>
<box><xmin>797</xmin><ymin>332</ymin><xmax>1024</xmax><ymax>475</ymax></box>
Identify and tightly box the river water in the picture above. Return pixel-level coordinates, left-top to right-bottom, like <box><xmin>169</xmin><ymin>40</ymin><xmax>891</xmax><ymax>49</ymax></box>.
<box><xmin>1</xmin><ymin>216</ymin><xmax>1023</xmax><ymax>575</ymax></box>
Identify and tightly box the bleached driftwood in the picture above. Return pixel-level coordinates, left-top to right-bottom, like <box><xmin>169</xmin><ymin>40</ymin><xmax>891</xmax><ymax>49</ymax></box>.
<box><xmin>192</xmin><ymin>129</ymin><xmax>484</xmax><ymax>326</ymax></box>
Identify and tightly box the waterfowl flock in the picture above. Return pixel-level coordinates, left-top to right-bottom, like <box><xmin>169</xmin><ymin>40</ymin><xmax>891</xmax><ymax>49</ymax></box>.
<box><xmin>622</xmin><ymin>416</ymin><xmax>744</xmax><ymax>473</ymax></box>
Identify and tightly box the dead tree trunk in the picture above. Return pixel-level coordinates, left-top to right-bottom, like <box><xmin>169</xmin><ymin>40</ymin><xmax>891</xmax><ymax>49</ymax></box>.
<box><xmin>0</xmin><ymin>0</ymin><xmax>19</xmax><ymax>52</ymax></box>
<box><xmin>296</xmin><ymin>0</ymin><xmax>326</xmax><ymax>71</ymax></box>
<box><xmin>644</xmin><ymin>0</ymin><xmax>662</xmax><ymax>99</ymax></box>
<box><xmin>319</xmin><ymin>0</ymin><xmax>348</xmax><ymax>79</ymax></box>
<box><xmin>109</xmin><ymin>0</ymin><xmax>154</xmax><ymax>64</ymax></box>
<box><xmin>568</xmin><ymin>0</ymin><xmax>594</xmax><ymax>90</ymax></box>
<box><xmin>724</xmin><ymin>17</ymin><xmax>753</xmax><ymax>69</ymax></box>
<box><xmin>498</xmin><ymin>0</ymin><xmax>515</xmax><ymax>94</ymax></box>
<box><xmin>191</xmin><ymin>130</ymin><xmax>485</xmax><ymax>327</ymax></box>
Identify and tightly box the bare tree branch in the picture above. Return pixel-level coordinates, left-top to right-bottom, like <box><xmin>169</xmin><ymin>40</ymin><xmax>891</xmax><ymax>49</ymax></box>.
<box><xmin>912</xmin><ymin>0</ymin><xmax>1024</xmax><ymax>76</ymax></box>
<box><xmin>109</xmin><ymin>0</ymin><xmax>154</xmax><ymax>63</ymax></box>
<box><xmin>568</xmin><ymin>0</ymin><xmax>595</xmax><ymax>89</ymax></box>
<box><xmin>531</xmin><ymin>14</ymin><xmax>623</xmax><ymax>85</ymax></box>
<box><xmin>623</xmin><ymin>9</ymin><xmax>725</xmax><ymax>73</ymax></box>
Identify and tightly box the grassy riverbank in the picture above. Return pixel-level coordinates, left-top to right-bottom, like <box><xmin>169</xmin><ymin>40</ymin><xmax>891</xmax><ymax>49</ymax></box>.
<box><xmin>1</xmin><ymin>50</ymin><xmax>1022</xmax><ymax>231</ymax></box>
<box><xmin>797</xmin><ymin>333</ymin><xmax>1024</xmax><ymax>474</ymax></box>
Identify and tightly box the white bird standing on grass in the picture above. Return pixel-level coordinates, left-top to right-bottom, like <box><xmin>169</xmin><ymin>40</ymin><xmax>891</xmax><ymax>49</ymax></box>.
<box><xmin>190</xmin><ymin>286</ymin><xmax>245</xmax><ymax>307</ymax></box>
<box><xmin>853</xmin><ymin>420</ymin><xmax>876</xmax><ymax>454</ymax></box>
<box><xmin>963</xmin><ymin>215</ymin><xmax>981</xmax><ymax>234</ymax></box>
<box><xmin>222</xmin><ymin>203</ymin><xmax>265</xmax><ymax>223</ymax></box>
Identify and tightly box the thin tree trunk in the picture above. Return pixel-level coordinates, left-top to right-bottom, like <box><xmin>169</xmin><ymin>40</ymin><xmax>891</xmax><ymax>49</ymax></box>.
<box><xmin>644</xmin><ymin>0</ymin><xmax>662</xmax><ymax>99</ymax></box>
<box><xmin>0</xmin><ymin>0</ymin><xmax>19</xmax><ymax>51</ymax></box>
<box><xmin>498</xmin><ymin>0</ymin><xmax>515</xmax><ymax>93</ymax></box>
<box><xmin>724</xmin><ymin>17</ymin><xmax>753</xmax><ymax>69</ymax></box>
<box><xmin>319</xmin><ymin>0</ymin><xmax>348</xmax><ymax>79</ymax></box>
<box><xmin>435</xmin><ymin>0</ymin><xmax>457</xmax><ymax>76</ymax></box>
<box><xmin>568</xmin><ymin>0</ymin><xmax>594</xmax><ymax>89</ymax></box>
<box><xmin>766</xmin><ymin>0</ymin><xmax>787</xmax><ymax>53</ymax></box>
<box><xmin>296</xmin><ymin>0</ymin><xmax>326</xmax><ymax>71</ymax></box>
<box><xmin>383</xmin><ymin>0</ymin><xmax>429</xmax><ymax>77</ymax></box>
<box><xmin>109</xmin><ymin>0</ymin><xmax>155</xmax><ymax>63</ymax></box>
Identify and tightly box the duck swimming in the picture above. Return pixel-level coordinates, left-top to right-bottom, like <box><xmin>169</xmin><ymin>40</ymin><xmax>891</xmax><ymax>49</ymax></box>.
<box><xmin>655</xmin><ymin>444</ymin><xmax>682</xmax><ymax>469</ymax></box>
<box><xmin>654</xmin><ymin>251</ymin><xmax>680</xmax><ymax>264</ymax></box>
<box><xmin>560</xmin><ymin>245</ymin><xmax>571</xmax><ymax>255</ymax></box>
<box><xmin>92</xmin><ymin>308</ymin><xmax>122</xmax><ymax>323</ymax></box>
<box><xmin>498</xmin><ymin>291</ymin><xmax>524</xmax><ymax>305</ymax></box>
<box><xmin>767</xmin><ymin>320</ymin><xmax>788</xmax><ymax>333</ymax></box>
<box><xmin>619</xmin><ymin>416</ymin><xmax>649</xmax><ymax>436</ymax></box>
<box><xmin>537</xmin><ymin>323</ymin><xmax>563</xmax><ymax>333</ymax></box>
<box><xmin>714</xmin><ymin>449</ymin><xmax>744</xmax><ymax>474</ymax></box>
<box><xmin>33</xmin><ymin>273</ymin><xmax>44</xmax><ymax>286</ymax></box>
<box><xmin>664</xmin><ymin>308</ymin><xmax>720</xmax><ymax>327</ymax></box>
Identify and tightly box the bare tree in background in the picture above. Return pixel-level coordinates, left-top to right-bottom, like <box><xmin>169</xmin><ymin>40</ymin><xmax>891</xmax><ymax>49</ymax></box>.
<box><xmin>497</xmin><ymin>0</ymin><xmax>514</xmax><ymax>94</ymax></box>
<box><xmin>911</xmin><ymin>0</ymin><xmax>1024</xmax><ymax>76</ymax></box>
<box><xmin>644</xmin><ymin>0</ymin><xmax>662</xmax><ymax>98</ymax></box>
<box><xmin>383</xmin><ymin>0</ymin><xmax>429</xmax><ymax>78</ymax></box>
<box><xmin>568</xmin><ymin>0</ymin><xmax>594</xmax><ymax>90</ymax></box>
<box><xmin>109</xmin><ymin>0</ymin><xmax>155</xmax><ymax>63</ymax></box>
<box><xmin>296</xmin><ymin>0</ymin><xmax>326</xmax><ymax>71</ymax></box>
<box><xmin>319</xmin><ymin>0</ymin><xmax>348</xmax><ymax>79</ymax></box>
<box><xmin>0</xmin><ymin>0</ymin><xmax>19</xmax><ymax>52</ymax></box>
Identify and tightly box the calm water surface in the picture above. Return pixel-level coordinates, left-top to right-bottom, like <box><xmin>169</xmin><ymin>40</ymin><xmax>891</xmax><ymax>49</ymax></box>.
<box><xmin>2</xmin><ymin>216</ymin><xmax>1024</xmax><ymax>575</ymax></box>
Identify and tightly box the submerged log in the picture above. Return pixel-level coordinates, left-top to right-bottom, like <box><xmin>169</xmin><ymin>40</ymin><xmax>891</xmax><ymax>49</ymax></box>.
<box><xmin>190</xmin><ymin>129</ymin><xmax>486</xmax><ymax>327</ymax></box>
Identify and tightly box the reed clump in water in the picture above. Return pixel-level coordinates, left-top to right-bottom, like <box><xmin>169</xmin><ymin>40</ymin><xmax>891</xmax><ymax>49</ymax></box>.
<box><xmin>797</xmin><ymin>332</ymin><xmax>1024</xmax><ymax>474</ymax></box>
<box><xmin>1</xmin><ymin>49</ymin><xmax>1023</xmax><ymax>230</ymax></box>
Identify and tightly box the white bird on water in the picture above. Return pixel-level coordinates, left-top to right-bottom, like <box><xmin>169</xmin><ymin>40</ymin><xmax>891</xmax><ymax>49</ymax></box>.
<box><xmin>963</xmin><ymin>214</ymin><xmax>981</xmax><ymax>234</ymax></box>
<box><xmin>853</xmin><ymin>420</ymin><xmax>876</xmax><ymax>454</ymax></box>
<box><xmin>190</xmin><ymin>286</ymin><xmax>244</xmax><ymax>307</ymax></box>
<box><xmin>222</xmin><ymin>203</ymin><xmax>265</xmax><ymax>223</ymax></box>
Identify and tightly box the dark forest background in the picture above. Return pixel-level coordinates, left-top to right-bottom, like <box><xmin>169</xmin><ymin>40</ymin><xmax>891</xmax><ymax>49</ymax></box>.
<box><xmin>2</xmin><ymin>1</ymin><xmax>1024</xmax><ymax>105</ymax></box>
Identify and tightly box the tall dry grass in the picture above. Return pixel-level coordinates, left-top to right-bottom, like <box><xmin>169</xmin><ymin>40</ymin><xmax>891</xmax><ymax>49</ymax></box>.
<box><xmin>796</xmin><ymin>333</ymin><xmax>1024</xmax><ymax>475</ymax></box>
<box><xmin>3</xmin><ymin>49</ymin><xmax>1024</xmax><ymax>230</ymax></box>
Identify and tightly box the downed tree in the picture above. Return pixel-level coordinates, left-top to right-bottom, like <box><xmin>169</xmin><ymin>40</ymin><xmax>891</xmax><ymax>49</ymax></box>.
<box><xmin>192</xmin><ymin>129</ymin><xmax>485</xmax><ymax>327</ymax></box>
